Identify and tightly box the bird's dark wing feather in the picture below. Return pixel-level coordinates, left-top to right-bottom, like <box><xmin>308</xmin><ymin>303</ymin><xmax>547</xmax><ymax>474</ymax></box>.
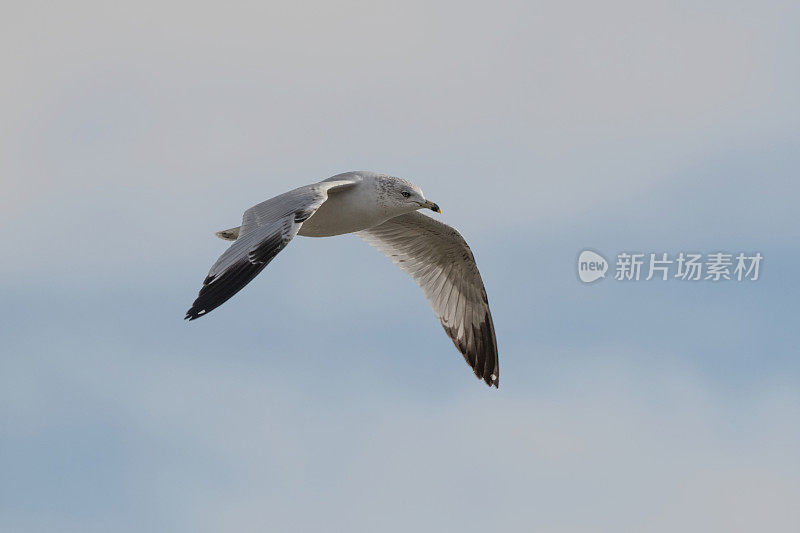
<box><xmin>185</xmin><ymin>178</ymin><xmax>358</xmax><ymax>320</ymax></box>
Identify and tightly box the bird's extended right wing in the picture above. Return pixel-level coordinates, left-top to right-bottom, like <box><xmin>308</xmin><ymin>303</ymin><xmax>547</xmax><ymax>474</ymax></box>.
<box><xmin>356</xmin><ymin>212</ymin><xmax>499</xmax><ymax>387</ymax></box>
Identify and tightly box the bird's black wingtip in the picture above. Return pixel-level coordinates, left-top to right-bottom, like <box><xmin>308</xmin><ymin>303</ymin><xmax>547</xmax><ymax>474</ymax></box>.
<box><xmin>480</xmin><ymin>372</ymin><xmax>499</xmax><ymax>388</ymax></box>
<box><xmin>184</xmin><ymin>307</ymin><xmax>208</xmax><ymax>321</ymax></box>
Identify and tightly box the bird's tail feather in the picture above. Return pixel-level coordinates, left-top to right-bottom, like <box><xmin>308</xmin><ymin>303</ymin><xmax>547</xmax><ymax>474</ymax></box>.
<box><xmin>215</xmin><ymin>226</ymin><xmax>241</xmax><ymax>241</ymax></box>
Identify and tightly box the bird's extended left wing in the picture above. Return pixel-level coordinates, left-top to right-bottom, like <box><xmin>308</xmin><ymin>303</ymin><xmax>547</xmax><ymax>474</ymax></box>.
<box><xmin>186</xmin><ymin>178</ymin><xmax>357</xmax><ymax>320</ymax></box>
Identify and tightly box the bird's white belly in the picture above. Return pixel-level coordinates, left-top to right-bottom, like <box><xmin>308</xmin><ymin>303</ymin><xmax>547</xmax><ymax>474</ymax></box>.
<box><xmin>298</xmin><ymin>191</ymin><xmax>389</xmax><ymax>237</ymax></box>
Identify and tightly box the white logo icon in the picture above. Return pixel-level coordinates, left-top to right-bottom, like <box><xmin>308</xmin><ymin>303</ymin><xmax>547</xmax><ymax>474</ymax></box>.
<box><xmin>578</xmin><ymin>250</ymin><xmax>608</xmax><ymax>283</ymax></box>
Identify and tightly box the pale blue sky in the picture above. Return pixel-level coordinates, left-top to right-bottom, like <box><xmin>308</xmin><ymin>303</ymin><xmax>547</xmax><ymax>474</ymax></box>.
<box><xmin>1</xmin><ymin>1</ymin><xmax>798</xmax><ymax>531</ymax></box>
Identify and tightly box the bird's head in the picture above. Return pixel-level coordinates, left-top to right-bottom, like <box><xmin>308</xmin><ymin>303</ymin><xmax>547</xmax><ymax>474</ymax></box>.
<box><xmin>380</xmin><ymin>176</ymin><xmax>440</xmax><ymax>215</ymax></box>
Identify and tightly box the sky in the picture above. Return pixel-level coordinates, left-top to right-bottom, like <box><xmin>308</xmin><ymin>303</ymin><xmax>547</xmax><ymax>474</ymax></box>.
<box><xmin>1</xmin><ymin>1</ymin><xmax>799</xmax><ymax>531</ymax></box>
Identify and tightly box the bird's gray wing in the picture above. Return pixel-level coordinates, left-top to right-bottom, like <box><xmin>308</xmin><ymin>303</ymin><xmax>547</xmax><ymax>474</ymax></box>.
<box><xmin>185</xmin><ymin>178</ymin><xmax>358</xmax><ymax>320</ymax></box>
<box><xmin>356</xmin><ymin>212</ymin><xmax>499</xmax><ymax>387</ymax></box>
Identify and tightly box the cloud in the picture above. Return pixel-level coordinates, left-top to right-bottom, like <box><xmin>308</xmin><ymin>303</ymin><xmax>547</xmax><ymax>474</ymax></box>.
<box><xmin>2</xmin><ymin>343</ymin><xmax>798</xmax><ymax>532</ymax></box>
<box><xmin>2</xmin><ymin>0</ymin><xmax>798</xmax><ymax>232</ymax></box>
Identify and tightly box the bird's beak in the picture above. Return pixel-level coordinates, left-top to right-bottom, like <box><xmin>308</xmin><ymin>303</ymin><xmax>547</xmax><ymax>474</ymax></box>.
<box><xmin>422</xmin><ymin>200</ymin><xmax>441</xmax><ymax>213</ymax></box>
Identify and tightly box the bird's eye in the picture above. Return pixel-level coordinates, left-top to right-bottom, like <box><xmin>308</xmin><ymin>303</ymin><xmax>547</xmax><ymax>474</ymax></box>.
<box><xmin>401</xmin><ymin>191</ymin><xmax>411</xmax><ymax>198</ymax></box>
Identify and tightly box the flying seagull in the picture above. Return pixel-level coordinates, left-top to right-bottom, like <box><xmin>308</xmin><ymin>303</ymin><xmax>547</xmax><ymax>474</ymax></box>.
<box><xmin>185</xmin><ymin>171</ymin><xmax>499</xmax><ymax>387</ymax></box>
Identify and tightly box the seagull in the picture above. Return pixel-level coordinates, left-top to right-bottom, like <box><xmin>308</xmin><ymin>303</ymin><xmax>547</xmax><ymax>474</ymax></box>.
<box><xmin>185</xmin><ymin>171</ymin><xmax>499</xmax><ymax>387</ymax></box>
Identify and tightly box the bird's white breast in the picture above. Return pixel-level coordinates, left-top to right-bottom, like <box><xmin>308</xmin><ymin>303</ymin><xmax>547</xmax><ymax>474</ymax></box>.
<box><xmin>298</xmin><ymin>181</ymin><xmax>391</xmax><ymax>237</ymax></box>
